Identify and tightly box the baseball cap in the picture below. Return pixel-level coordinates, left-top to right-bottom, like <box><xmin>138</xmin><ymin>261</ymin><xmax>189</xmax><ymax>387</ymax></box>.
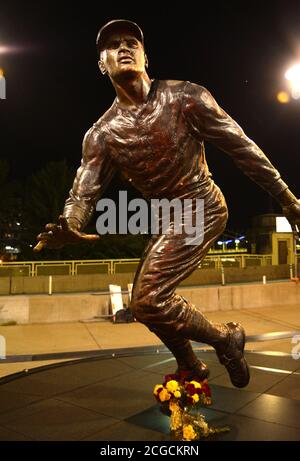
<box><xmin>96</xmin><ymin>19</ymin><xmax>144</xmax><ymax>53</ymax></box>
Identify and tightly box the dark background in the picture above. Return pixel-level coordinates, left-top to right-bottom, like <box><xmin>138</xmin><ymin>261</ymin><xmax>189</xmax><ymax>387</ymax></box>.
<box><xmin>1</xmin><ymin>0</ymin><xmax>300</xmax><ymax>231</ymax></box>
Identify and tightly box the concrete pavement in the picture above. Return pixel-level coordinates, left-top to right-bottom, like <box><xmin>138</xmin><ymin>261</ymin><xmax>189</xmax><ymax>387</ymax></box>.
<box><xmin>0</xmin><ymin>304</ymin><xmax>299</xmax><ymax>379</ymax></box>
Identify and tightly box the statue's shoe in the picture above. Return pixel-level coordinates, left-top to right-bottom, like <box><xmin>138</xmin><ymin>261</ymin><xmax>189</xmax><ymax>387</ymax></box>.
<box><xmin>176</xmin><ymin>359</ymin><xmax>209</xmax><ymax>381</ymax></box>
<box><xmin>216</xmin><ymin>322</ymin><xmax>250</xmax><ymax>388</ymax></box>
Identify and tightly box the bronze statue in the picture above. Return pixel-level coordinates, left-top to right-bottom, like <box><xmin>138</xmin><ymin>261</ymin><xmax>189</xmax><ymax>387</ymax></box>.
<box><xmin>35</xmin><ymin>20</ymin><xmax>300</xmax><ymax>387</ymax></box>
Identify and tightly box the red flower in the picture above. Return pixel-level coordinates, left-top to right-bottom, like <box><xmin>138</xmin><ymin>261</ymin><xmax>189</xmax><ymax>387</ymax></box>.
<box><xmin>163</xmin><ymin>374</ymin><xmax>178</xmax><ymax>385</ymax></box>
<box><xmin>186</xmin><ymin>396</ymin><xmax>194</xmax><ymax>406</ymax></box>
<box><xmin>178</xmin><ymin>370</ymin><xmax>193</xmax><ymax>382</ymax></box>
<box><xmin>185</xmin><ymin>383</ymin><xmax>196</xmax><ymax>395</ymax></box>
<box><xmin>200</xmin><ymin>383</ymin><xmax>211</xmax><ymax>397</ymax></box>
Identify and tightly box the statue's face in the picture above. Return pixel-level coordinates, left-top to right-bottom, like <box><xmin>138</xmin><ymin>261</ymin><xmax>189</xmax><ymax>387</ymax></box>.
<box><xmin>99</xmin><ymin>30</ymin><xmax>146</xmax><ymax>79</ymax></box>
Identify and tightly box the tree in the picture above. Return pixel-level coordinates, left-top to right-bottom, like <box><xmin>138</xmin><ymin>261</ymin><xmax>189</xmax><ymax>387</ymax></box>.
<box><xmin>21</xmin><ymin>160</ymin><xmax>75</xmax><ymax>260</ymax></box>
<box><xmin>0</xmin><ymin>159</ymin><xmax>22</xmax><ymax>259</ymax></box>
<box><xmin>0</xmin><ymin>159</ymin><xmax>21</xmax><ymax>220</ymax></box>
<box><xmin>20</xmin><ymin>160</ymin><xmax>149</xmax><ymax>260</ymax></box>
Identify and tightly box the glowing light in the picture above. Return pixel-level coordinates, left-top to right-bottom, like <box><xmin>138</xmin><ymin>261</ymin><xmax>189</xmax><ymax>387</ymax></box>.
<box><xmin>276</xmin><ymin>216</ymin><xmax>292</xmax><ymax>233</ymax></box>
<box><xmin>0</xmin><ymin>46</ymin><xmax>10</xmax><ymax>54</ymax></box>
<box><xmin>0</xmin><ymin>68</ymin><xmax>4</xmax><ymax>77</ymax></box>
<box><xmin>277</xmin><ymin>91</ymin><xmax>290</xmax><ymax>104</ymax></box>
<box><xmin>217</xmin><ymin>241</ymin><xmax>223</xmax><ymax>245</ymax></box>
<box><xmin>285</xmin><ymin>64</ymin><xmax>300</xmax><ymax>99</ymax></box>
<box><xmin>0</xmin><ymin>45</ymin><xmax>25</xmax><ymax>55</ymax></box>
<box><xmin>285</xmin><ymin>64</ymin><xmax>300</xmax><ymax>81</ymax></box>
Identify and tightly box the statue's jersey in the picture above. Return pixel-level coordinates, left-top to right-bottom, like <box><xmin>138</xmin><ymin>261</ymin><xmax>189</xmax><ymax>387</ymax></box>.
<box><xmin>100</xmin><ymin>79</ymin><xmax>212</xmax><ymax>200</ymax></box>
<box><xmin>63</xmin><ymin>80</ymin><xmax>287</xmax><ymax>230</ymax></box>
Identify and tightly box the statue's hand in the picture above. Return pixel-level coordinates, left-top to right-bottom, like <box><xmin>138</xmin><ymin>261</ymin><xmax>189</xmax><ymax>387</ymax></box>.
<box><xmin>282</xmin><ymin>200</ymin><xmax>300</xmax><ymax>238</ymax></box>
<box><xmin>33</xmin><ymin>215</ymin><xmax>100</xmax><ymax>252</ymax></box>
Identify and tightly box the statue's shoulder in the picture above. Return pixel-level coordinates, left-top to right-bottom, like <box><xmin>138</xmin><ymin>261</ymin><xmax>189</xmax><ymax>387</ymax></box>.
<box><xmin>182</xmin><ymin>81</ymin><xmax>213</xmax><ymax>98</ymax></box>
<box><xmin>159</xmin><ymin>80</ymin><xmax>209</xmax><ymax>101</ymax></box>
<box><xmin>92</xmin><ymin>103</ymin><xmax>117</xmax><ymax>132</ymax></box>
<box><xmin>159</xmin><ymin>79</ymin><xmax>187</xmax><ymax>93</ymax></box>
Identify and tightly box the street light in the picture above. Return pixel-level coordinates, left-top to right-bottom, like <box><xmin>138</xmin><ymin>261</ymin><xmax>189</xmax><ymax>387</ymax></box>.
<box><xmin>285</xmin><ymin>64</ymin><xmax>300</xmax><ymax>99</ymax></box>
<box><xmin>217</xmin><ymin>240</ymin><xmax>226</xmax><ymax>251</ymax></box>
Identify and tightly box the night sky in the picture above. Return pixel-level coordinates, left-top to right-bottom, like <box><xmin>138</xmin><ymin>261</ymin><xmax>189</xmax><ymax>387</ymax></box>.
<box><xmin>1</xmin><ymin>0</ymin><xmax>300</xmax><ymax>231</ymax></box>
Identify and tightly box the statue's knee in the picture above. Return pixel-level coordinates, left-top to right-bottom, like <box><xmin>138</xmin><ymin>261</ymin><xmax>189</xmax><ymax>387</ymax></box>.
<box><xmin>130</xmin><ymin>296</ymin><xmax>143</xmax><ymax>321</ymax></box>
<box><xmin>130</xmin><ymin>294</ymin><xmax>155</xmax><ymax>323</ymax></box>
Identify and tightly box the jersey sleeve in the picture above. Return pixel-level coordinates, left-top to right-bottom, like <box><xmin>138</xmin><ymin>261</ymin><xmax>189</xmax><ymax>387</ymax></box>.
<box><xmin>181</xmin><ymin>81</ymin><xmax>288</xmax><ymax>196</ymax></box>
<box><xmin>63</xmin><ymin>125</ymin><xmax>115</xmax><ymax>231</ymax></box>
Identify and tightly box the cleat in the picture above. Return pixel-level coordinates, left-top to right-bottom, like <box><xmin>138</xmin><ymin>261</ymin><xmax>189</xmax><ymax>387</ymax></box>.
<box><xmin>216</xmin><ymin>322</ymin><xmax>250</xmax><ymax>388</ymax></box>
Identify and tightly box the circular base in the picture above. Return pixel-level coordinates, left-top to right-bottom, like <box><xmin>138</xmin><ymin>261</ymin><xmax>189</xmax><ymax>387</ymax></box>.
<box><xmin>0</xmin><ymin>349</ymin><xmax>299</xmax><ymax>441</ymax></box>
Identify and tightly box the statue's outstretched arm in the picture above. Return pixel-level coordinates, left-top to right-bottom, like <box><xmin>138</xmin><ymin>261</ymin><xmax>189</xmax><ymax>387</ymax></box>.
<box><xmin>182</xmin><ymin>82</ymin><xmax>300</xmax><ymax>233</ymax></box>
<box><xmin>63</xmin><ymin>125</ymin><xmax>115</xmax><ymax>231</ymax></box>
<box><xmin>34</xmin><ymin>125</ymin><xmax>115</xmax><ymax>251</ymax></box>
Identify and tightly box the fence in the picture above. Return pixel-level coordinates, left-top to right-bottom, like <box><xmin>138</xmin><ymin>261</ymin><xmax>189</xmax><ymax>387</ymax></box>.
<box><xmin>0</xmin><ymin>254</ymin><xmax>279</xmax><ymax>277</ymax></box>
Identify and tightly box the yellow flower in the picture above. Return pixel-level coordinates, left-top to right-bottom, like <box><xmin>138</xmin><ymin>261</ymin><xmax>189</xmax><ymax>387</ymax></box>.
<box><xmin>159</xmin><ymin>388</ymin><xmax>171</xmax><ymax>402</ymax></box>
<box><xmin>174</xmin><ymin>390</ymin><xmax>181</xmax><ymax>398</ymax></box>
<box><xmin>182</xmin><ymin>424</ymin><xmax>197</xmax><ymax>441</ymax></box>
<box><xmin>166</xmin><ymin>380</ymin><xmax>179</xmax><ymax>393</ymax></box>
<box><xmin>191</xmin><ymin>393</ymin><xmax>199</xmax><ymax>403</ymax></box>
<box><xmin>190</xmin><ymin>380</ymin><xmax>202</xmax><ymax>389</ymax></box>
<box><xmin>153</xmin><ymin>384</ymin><xmax>163</xmax><ymax>396</ymax></box>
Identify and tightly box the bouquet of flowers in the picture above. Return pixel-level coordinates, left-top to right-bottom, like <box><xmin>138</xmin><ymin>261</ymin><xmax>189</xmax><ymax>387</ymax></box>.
<box><xmin>153</xmin><ymin>371</ymin><xmax>229</xmax><ymax>441</ymax></box>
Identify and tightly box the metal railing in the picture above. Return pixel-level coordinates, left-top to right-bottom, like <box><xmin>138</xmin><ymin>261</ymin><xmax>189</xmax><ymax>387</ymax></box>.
<box><xmin>201</xmin><ymin>254</ymin><xmax>273</xmax><ymax>269</ymax></box>
<box><xmin>0</xmin><ymin>254</ymin><xmax>276</xmax><ymax>277</ymax></box>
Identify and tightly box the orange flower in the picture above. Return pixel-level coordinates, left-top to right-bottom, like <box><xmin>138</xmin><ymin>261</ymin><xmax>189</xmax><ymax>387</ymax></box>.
<box><xmin>153</xmin><ymin>384</ymin><xmax>164</xmax><ymax>396</ymax></box>
<box><xmin>158</xmin><ymin>388</ymin><xmax>171</xmax><ymax>402</ymax></box>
